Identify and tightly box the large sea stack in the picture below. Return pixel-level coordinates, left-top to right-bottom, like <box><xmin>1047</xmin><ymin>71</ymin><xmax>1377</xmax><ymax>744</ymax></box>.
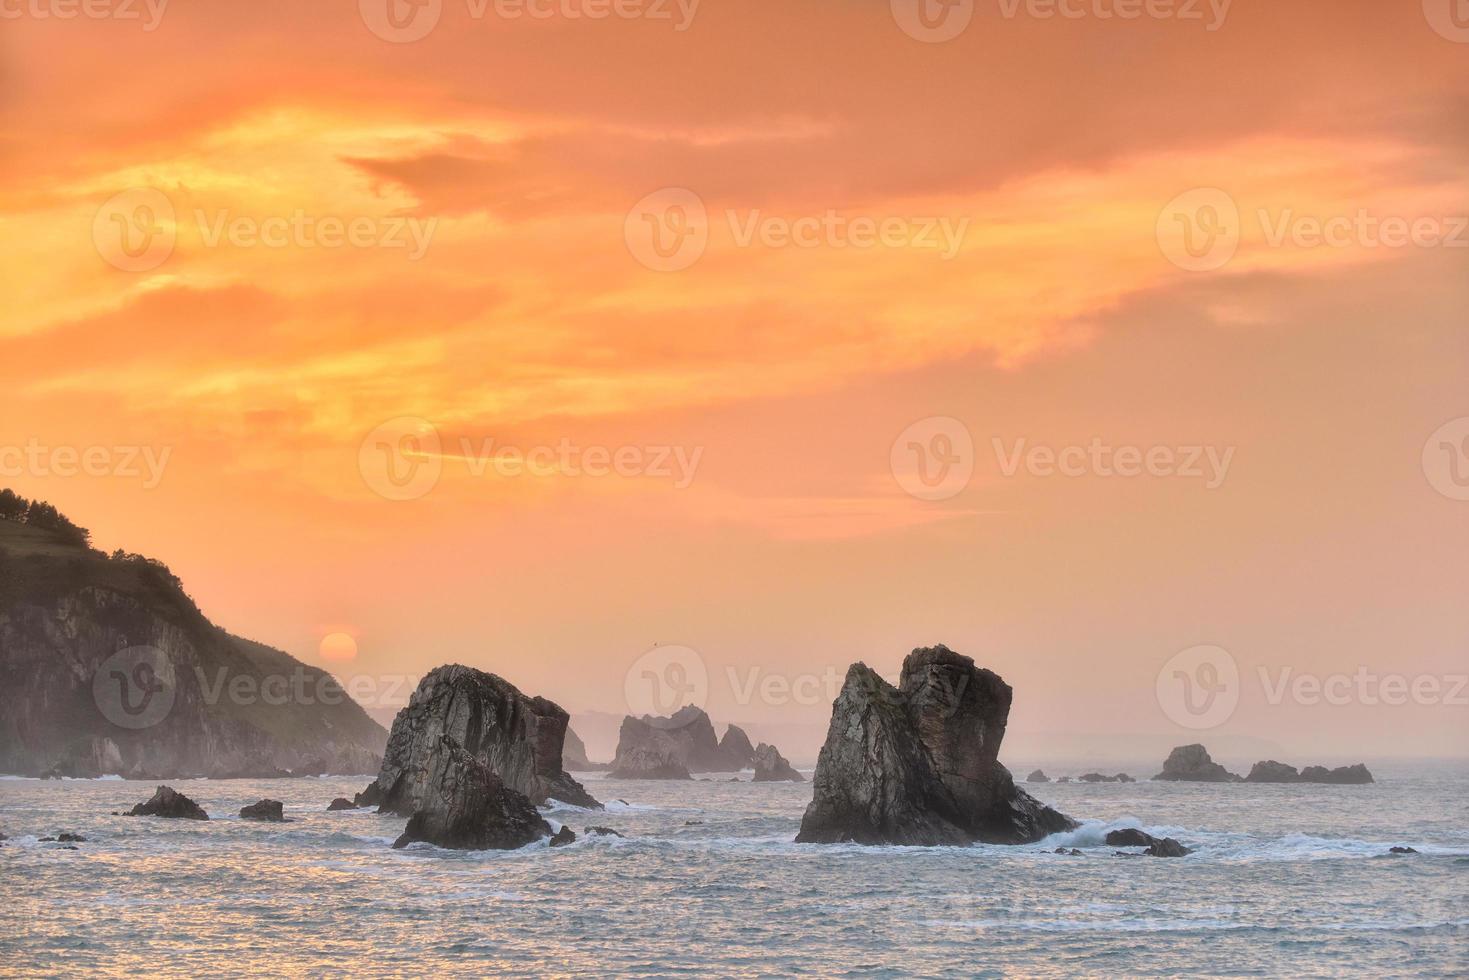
<box><xmin>358</xmin><ymin>665</ymin><xmax>599</xmax><ymax>813</ymax></box>
<box><xmin>390</xmin><ymin>735</ymin><xmax>552</xmax><ymax>851</ymax></box>
<box><xmin>796</xmin><ymin>645</ymin><xmax>1075</xmax><ymax>846</ymax></box>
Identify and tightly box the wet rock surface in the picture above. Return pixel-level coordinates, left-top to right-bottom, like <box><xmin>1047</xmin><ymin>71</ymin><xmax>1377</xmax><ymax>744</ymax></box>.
<box><xmin>239</xmin><ymin>799</ymin><xmax>285</xmax><ymax>822</ymax></box>
<box><xmin>796</xmin><ymin>645</ymin><xmax>1076</xmax><ymax>846</ymax></box>
<box><xmin>126</xmin><ymin>785</ymin><xmax>208</xmax><ymax>820</ymax></box>
<box><xmin>361</xmin><ymin>664</ymin><xmax>599</xmax><ymax>813</ymax></box>
<box><xmin>390</xmin><ymin>736</ymin><xmax>551</xmax><ymax>851</ymax></box>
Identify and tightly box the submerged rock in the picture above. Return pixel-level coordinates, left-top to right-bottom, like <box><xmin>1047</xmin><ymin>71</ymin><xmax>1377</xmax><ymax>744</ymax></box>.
<box><xmin>584</xmin><ymin>826</ymin><xmax>624</xmax><ymax>837</ymax></box>
<box><xmin>326</xmin><ymin>797</ymin><xmax>356</xmax><ymax>811</ymax></box>
<box><xmin>751</xmin><ymin>743</ymin><xmax>804</xmax><ymax>782</ymax></box>
<box><xmin>1145</xmin><ymin>837</ymin><xmax>1191</xmax><ymax>857</ymax></box>
<box><xmin>1153</xmin><ymin>744</ymin><xmax>1241</xmax><ymax>782</ymax></box>
<box><xmin>239</xmin><ymin>799</ymin><xmax>285</xmax><ymax>822</ymax></box>
<box><xmin>1389</xmin><ymin>846</ymin><xmax>1418</xmax><ymax>854</ymax></box>
<box><xmin>127</xmin><ymin>786</ymin><xmax>208</xmax><ymax>820</ymax></box>
<box><xmin>361</xmin><ymin>664</ymin><xmax>599</xmax><ymax>814</ymax></box>
<box><xmin>795</xmin><ymin>645</ymin><xmax>1076</xmax><ymax>846</ymax></box>
<box><xmin>1026</xmin><ymin>770</ymin><xmax>1050</xmax><ymax>783</ymax></box>
<box><xmin>549</xmin><ymin>826</ymin><xmax>577</xmax><ymax>847</ymax></box>
<box><xmin>391</xmin><ymin>736</ymin><xmax>551</xmax><ymax>851</ymax></box>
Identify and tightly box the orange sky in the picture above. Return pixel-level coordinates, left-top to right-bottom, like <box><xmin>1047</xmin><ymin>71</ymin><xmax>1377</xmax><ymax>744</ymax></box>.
<box><xmin>2</xmin><ymin>0</ymin><xmax>1466</xmax><ymax>763</ymax></box>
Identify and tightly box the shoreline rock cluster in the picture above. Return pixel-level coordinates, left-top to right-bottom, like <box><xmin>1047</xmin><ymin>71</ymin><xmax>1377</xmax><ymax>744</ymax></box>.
<box><xmin>608</xmin><ymin>705</ymin><xmax>798</xmax><ymax>781</ymax></box>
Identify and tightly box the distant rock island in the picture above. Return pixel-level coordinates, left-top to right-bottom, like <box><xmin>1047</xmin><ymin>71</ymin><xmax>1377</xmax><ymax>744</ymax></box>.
<box><xmin>1155</xmin><ymin>744</ymin><xmax>1374</xmax><ymax>784</ymax></box>
<box><xmin>796</xmin><ymin>645</ymin><xmax>1075</xmax><ymax>846</ymax></box>
<box><xmin>608</xmin><ymin>705</ymin><xmax>781</xmax><ymax>779</ymax></box>
<box><xmin>0</xmin><ymin>491</ymin><xmax>386</xmax><ymax>779</ymax></box>
<box><xmin>1245</xmin><ymin>760</ymin><xmax>1374</xmax><ymax>784</ymax></box>
<box><xmin>1153</xmin><ymin>744</ymin><xmax>1242</xmax><ymax>782</ymax></box>
<box><xmin>356</xmin><ymin>664</ymin><xmax>600</xmax><ymax>812</ymax></box>
<box><xmin>751</xmin><ymin>742</ymin><xmax>803</xmax><ymax>782</ymax></box>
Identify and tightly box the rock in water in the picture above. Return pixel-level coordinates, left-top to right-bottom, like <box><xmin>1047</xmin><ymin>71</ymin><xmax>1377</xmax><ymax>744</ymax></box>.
<box><xmin>239</xmin><ymin>799</ymin><xmax>285</xmax><ymax>822</ymax></box>
<box><xmin>1145</xmin><ymin>837</ymin><xmax>1191</xmax><ymax>857</ymax></box>
<box><xmin>1245</xmin><ymin>760</ymin><xmax>1300</xmax><ymax>782</ymax></box>
<box><xmin>127</xmin><ymin>785</ymin><xmax>208</xmax><ymax>820</ymax></box>
<box><xmin>361</xmin><ymin>665</ymin><xmax>599</xmax><ymax>814</ymax></box>
<box><xmin>1389</xmin><ymin>846</ymin><xmax>1417</xmax><ymax>854</ymax></box>
<box><xmin>1299</xmin><ymin>763</ymin><xmax>1374</xmax><ymax>784</ymax></box>
<box><xmin>326</xmin><ymin>797</ymin><xmax>356</xmax><ymax>811</ymax></box>
<box><xmin>391</xmin><ymin>736</ymin><xmax>551</xmax><ymax>851</ymax></box>
<box><xmin>607</xmin><ymin>735</ymin><xmax>693</xmax><ymax>780</ymax></box>
<box><xmin>718</xmin><ymin>724</ymin><xmax>757</xmax><ymax>769</ymax></box>
<box><xmin>751</xmin><ymin>743</ymin><xmax>804</xmax><ymax>782</ymax></box>
<box><xmin>795</xmin><ymin>645</ymin><xmax>1075</xmax><ymax>846</ymax></box>
<box><xmin>1105</xmin><ymin>828</ymin><xmax>1157</xmax><ymax>847</ymax></box>
<box><xmin>1153</xmin><ymin>744</ymin><xmax>1241</xmax><ymax>782</ymax></box>
<box><xmin>549</xmin><ymin>826</ymin><xmax>577</xmax><ymax>847</ymax></box>
<box><xmin>1026</xmin><ymin>770</ymin><xmax>1050</xmax><ymax>783</ymax></box>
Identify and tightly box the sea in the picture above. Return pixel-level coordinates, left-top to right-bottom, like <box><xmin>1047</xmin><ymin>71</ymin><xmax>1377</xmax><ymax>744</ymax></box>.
<box><xmin>2</xmin><ymin>761</ymin><xmax>1466</xmax><ymax>978</ymax></box>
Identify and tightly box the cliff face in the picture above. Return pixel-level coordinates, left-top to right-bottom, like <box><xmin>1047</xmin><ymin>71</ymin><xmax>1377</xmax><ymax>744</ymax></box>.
<box><xmin>796</xmin><ymin>646</ymin><xmax>1074</xmax><ymax>846</ymax></box>
<box><xmin>361</xmin><ymin>664</ymin><xmax>599</xmax><ymax>811</ymax></box>
<box><xmin>0</xmin><ymin>517</ymin><xmax>386</xmax><ymax>778</ymax></box>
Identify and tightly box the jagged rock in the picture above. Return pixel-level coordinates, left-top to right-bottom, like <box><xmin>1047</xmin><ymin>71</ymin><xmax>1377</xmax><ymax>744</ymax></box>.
<box><xmin>751</xmin><ymin>743</ymin><xmax>804</xmax><ymax>782</ymax></box>
<box><xmin>1389</xmin><ymin>846</ymin><xmax>1417</xmax><ymax>854</ymax></box>
<box><xmin>561</xmin><ymin>728</ymin><xmax>610</xmax><ymax>771</ymax></box>
<box><xmin>1079</xmin><ymin>772</ymin><xmax>1134</xmax><ymax>783</ymax></box>
<box><xmin>1026</xmin><ymin>770</ymin><xmax>1050</xmax><ymax>783</ymax></box>
<box><xmin>1299</xmin><ymin>764</ymin><xmax>1373</xmax><ymax>784</ymax></box>
<box><xmin>127</xmin><ymin>785</ymin><xmax>208</xmax><ymax>820</ymax></box>
<box><xmin>795</xmin><ymin>645</ymin><xmax>1076</xmax><ymax>846</ymax></box>
<box><xmin>1052</xmin><ymin>846</ymin><xmax>1083</xmax><ymax>855</ymax></box>
<box><xmin>1153</xmin><ymin>744</ymin><xmax>1241</xmax><ymax>782</ymax></box>
<box><xmin>326</xmin><ymin>797</ymin><xmax>356</xmax><ymax>811</ymax></box>
<box><xmin>611</xmin><ymin>717</ymin><xmax>696</xmax><ymax>775</ymax></box>
<box><xmin>1105</xmin><ymin>828</ymin><xmax>1157</xmax><ymax>847</ymax></box>
<box><xmin>1146</xmin><ymin>837</ymin><xmax>1191</xmax><ymax>857</ymax></box>
<box><xmin>610</xmin><ymin>706</ymin><xmax>751</xmax><ymax>773</ymax></box>
<box><xmin>718</xmin><ymin>724</ymin><xmax>756</xmax><ymax>769</ymax></box>
<box><xmin>361</xmin><ymin>665</ymin><xmax>599</xmax><ymax>814</ymax></box>
<box><xmin>1056</xmin><ymin>776</ymin><xmax>1071</xmax><ymax>783</ymax></box>
<box><xmin>390</xmin><ymin>735</ymin><xmax>551</xmax><ymax>851</ymax></box>
<box><xmin>584</xmin><ymin>826</ymin><xmax>624</xmax><ymax>837</ymax></box>
<box><xmin>549</xmin><ymin>826</ymin><xmax>577</xmax><ymax>847</ymax></box>
<box><xmin>239</xmin><ymin>799</ymin><xmax>285</xmax><ymax>822</ymax></box>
